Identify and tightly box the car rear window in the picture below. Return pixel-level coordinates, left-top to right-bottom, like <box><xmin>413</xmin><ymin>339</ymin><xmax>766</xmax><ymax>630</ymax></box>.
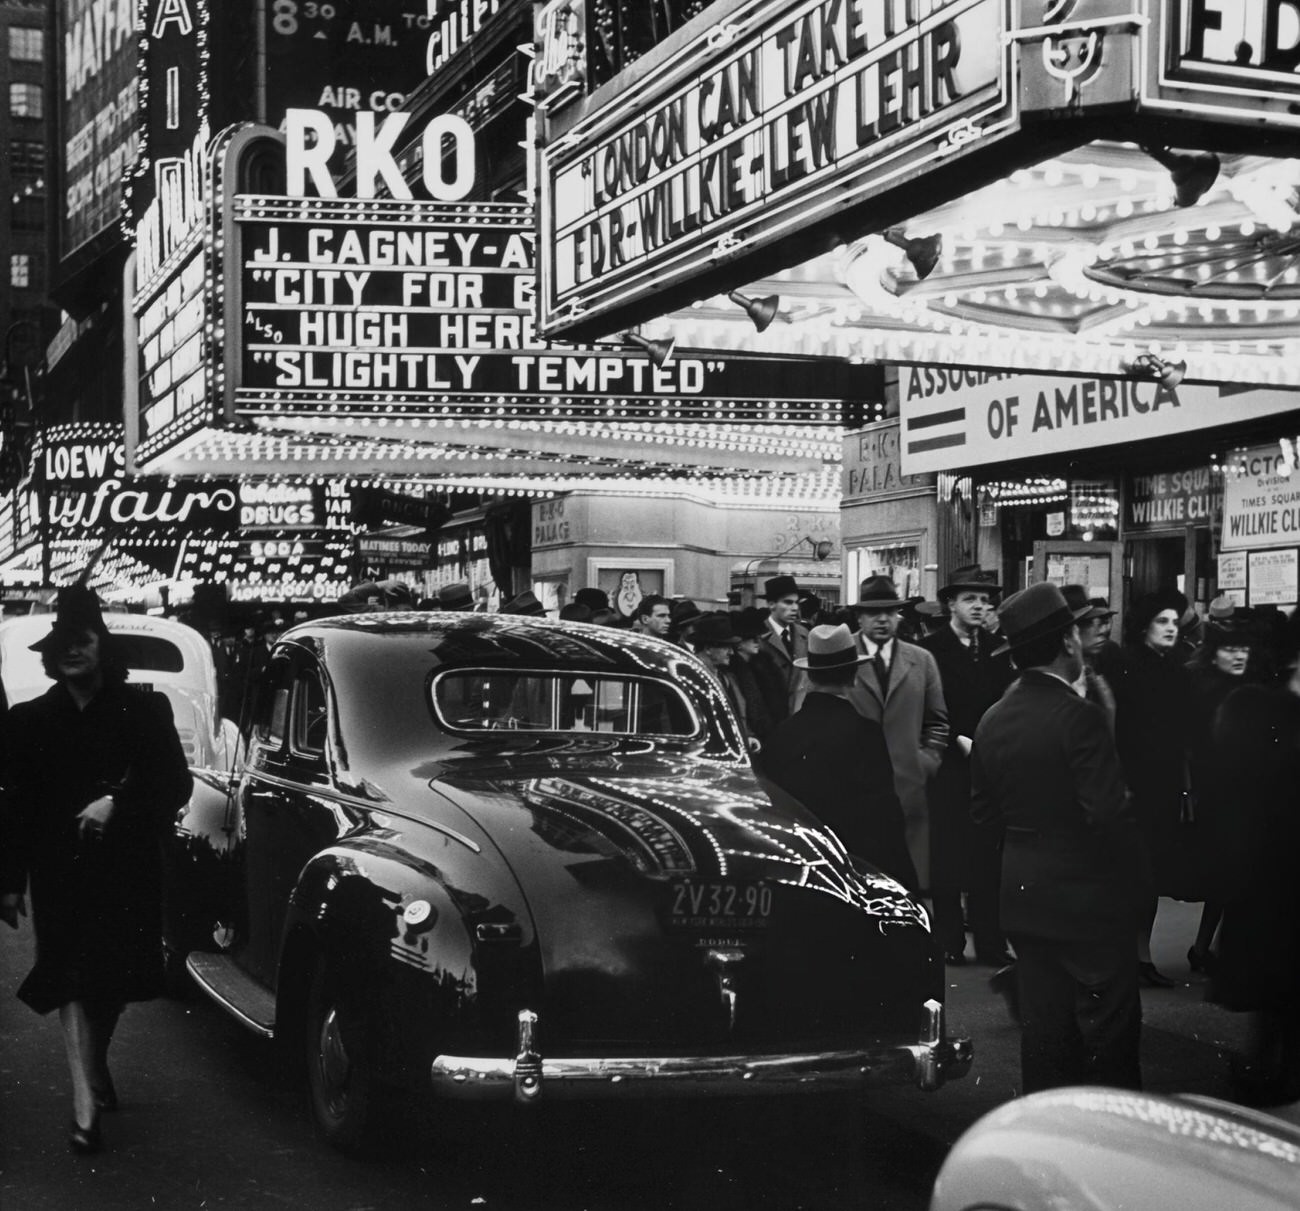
<box><xmin>432</xmin><ymin>671</ymin><xmax>698</xmax><ymax>737</ymax></box>
<box><xmin>111</xmin><ymin>634</ymin><xmax>185</xmax><ymax>673</ymax></box>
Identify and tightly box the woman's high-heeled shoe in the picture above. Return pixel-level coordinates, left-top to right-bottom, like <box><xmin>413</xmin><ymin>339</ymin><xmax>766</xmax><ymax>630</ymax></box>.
<box><xmin>1139</xmin><ymin>961</ymin><xmax>1177</xmax><ymax>988</ymax></box>
<box><xmin>69</xmin><ymin>1112</ymin><xmax>101</xmax><ymax>1155</ymax></box>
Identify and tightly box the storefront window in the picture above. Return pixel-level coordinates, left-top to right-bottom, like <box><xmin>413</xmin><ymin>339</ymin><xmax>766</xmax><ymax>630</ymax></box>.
<box><xmin>846</xmin><ymin>542</ymin><xmax>922</xmax><ymax>601</ymax></box>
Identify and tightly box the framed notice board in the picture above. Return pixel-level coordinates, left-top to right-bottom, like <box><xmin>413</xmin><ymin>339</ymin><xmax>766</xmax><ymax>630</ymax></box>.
<box><xmin>1031</xmin><ymin>541</ymin><xmax>1125</xmax><ymax>635</ymax></box>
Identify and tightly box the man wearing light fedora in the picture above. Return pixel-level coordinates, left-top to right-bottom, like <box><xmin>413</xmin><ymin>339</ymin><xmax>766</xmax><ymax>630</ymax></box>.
<box><xmin>846</xmin><ymin>575</ymin><xmax>949</xmax><ymax>894</ymax></box>
<box><xmin>971</xmin><ymin>582</ymin><xmax>1148</xmax><ymax>1093</ymax></box>
<box><xmin>759</xmin><ymin>625</ymin><xmax>917</xmax><ymax>890</ymax></box>
<box><xmin>752</xmin><ymin>575</ymin><xmax>810</xmax><ymax>728</ymax></box>
<box><xmin>922</xmin><ymin>565</ymin><xmax>1015</xmax><ymax>966</ymax></box>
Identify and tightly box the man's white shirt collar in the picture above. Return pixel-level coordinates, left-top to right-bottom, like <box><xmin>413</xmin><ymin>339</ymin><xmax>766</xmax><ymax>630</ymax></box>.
<box><xmin>860</xmin><ymin>636</ymin><xmax>895</xmax><ymax>663</ymax></box>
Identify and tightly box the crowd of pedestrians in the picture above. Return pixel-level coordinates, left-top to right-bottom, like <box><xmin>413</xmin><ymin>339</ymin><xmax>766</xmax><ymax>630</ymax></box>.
<box><xmin>4</xmin><ymin>567</ymin><xmax>1296</xmax><ymax>1158</ymax></box>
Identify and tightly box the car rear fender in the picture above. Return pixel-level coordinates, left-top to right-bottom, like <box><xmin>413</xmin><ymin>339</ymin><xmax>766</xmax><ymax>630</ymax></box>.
<box><xmin>164</xmin><ymin>767</ymin><xmax>241</xmax><ymax>955</ymax></box>
<box><xmin>279</xmin><ymin>843</ymin><xmax>541</xmax><ymax>1086</ymax></box>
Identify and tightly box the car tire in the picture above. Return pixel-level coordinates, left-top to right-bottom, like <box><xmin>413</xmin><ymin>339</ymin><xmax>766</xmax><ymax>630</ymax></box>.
<box><xmin>304</xmin><ymin>960</ymin><xmax>390</xmax><ymax>1154</ymax></box>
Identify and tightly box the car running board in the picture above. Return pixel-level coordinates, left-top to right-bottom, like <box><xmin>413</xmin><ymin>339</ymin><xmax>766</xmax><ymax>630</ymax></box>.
<box><xmin>187</xmin><ymin>953</ymin><xmax>277</xmax><ymax>1039</ymax></box>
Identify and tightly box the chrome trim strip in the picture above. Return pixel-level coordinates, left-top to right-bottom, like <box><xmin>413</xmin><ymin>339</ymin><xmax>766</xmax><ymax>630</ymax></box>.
<box><xmin>185</xmin><ymin>956</ymin><xmax>275</xmax><ymax>1040</ymax></box>
<box><xmin>431</xmin><ymin>1003</ymin><xmax>973</xmax><ymax>1102</ymax></box>
<box><xmin>243</xmin><ymin>768</ymin><xmax>482</xmax><ymax>853</ymax></box>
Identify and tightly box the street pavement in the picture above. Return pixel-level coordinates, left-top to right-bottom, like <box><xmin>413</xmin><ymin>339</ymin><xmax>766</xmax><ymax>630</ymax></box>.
<box><xmin>2</xmin><ymin>899</ymin><xmax>1294</xmax><ymax>1211</ymax></box>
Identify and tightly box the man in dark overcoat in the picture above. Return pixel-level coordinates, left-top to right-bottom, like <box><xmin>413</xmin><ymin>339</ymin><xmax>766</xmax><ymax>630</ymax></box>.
<box><xmin>751</xmin><ymin>575</ymin><xmax>810</xmax><ymax>728</ymax></box>
<box><xmin>971</xmin><ymin>582</ymin><xmax>1148</xmax><ymax>1093</ymax></box>
<box><xmin>921</xmin><ymin>565</ymin><xmax>1015</xmax><ymax>966</ymax></box>
<box><xmin>760</xmin><ymin>624</ymin><xmax>916</xmax><ymax>891</ymax></box>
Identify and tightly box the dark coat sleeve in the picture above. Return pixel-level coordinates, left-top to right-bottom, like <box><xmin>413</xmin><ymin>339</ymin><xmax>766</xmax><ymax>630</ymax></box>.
<box><xmin>118</xmin><ymin>691</ymin><xmax>194</xmax><ymax>834</ymax></box>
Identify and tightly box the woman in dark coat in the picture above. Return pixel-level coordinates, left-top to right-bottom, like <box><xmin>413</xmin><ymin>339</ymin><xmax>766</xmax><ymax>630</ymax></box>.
<box><xmin>0</xmin><ymin>586</ymin><xmax>192</xmax><ymax>1154</ymax></box>
<box><xmin>1109</xmin><ymin>590</ymin><xmax>1193</xmax><ymax>987</ymax></box>
<box><xmin>1185</xmin><ymin>621</ymin><xmax>1258</xmax><ymax>970</ymax></box>
<box><xmin>1206</xmin><ymin>618</ymin><xmax>1300</xmax><ymax>1104</ymax></box>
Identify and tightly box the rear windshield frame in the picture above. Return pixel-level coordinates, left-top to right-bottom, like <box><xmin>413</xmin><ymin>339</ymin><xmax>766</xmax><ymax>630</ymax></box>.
<box><xmin>430</xmin><ymin>667</ymin><xmax>703</xmax><ymax>740</ymax></box>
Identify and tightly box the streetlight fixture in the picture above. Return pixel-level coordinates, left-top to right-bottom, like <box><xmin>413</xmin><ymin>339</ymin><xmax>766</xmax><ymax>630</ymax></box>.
<box><xmin>741</xmin><ymin>535</ymin><xmax>836</xmax><ymax>603</ymax></box>
<box><xmin>623</xmin><ymin>331</ymin><xmax>675</xmax><ymax>368</ymax></box>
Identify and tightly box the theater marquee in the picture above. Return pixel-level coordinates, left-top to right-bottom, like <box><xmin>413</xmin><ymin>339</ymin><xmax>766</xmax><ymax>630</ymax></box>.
<box><xmin>230</xmin><ymin>194</ymin><xmax>867</xmax><ymax>423</ymax></box>
<box><xmin>539</xmin><ymin>0</ymin><xmax>1016</xmax><ymax>336</ymax></box>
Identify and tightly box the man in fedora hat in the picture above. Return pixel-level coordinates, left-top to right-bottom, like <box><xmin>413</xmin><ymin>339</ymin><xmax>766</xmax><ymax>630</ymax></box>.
<box><xmin>437</xmin><ymin>582</ymin><xmax>475</xmax><ymax>612</ymax></box>
<box><xmin>752</xmin><ymin>575</ymin><xmax>810</xmax><ymax>729</ymax></box>
<box><xmin>971</xmin><ymin>582</ymin><xmax>1147</xmax><ymax>1093</ymax></box>
<box><xmin>921</xmin><ymin>566</ymin><xmax>1015</xmax><ymax>966</ymax></box>
<box><xmin>760</xmin><ymin>624</ymin><xmax>917</xmax><ymax>890</ymax></box>
<box><xmin>847</xmin><ymin>574</ymin><xmax>949</xmax><ymax>893</ymax></box>
<box><xmin>500</xmin><ymin>590</ymin><xmax>547</xmax><ymax>617</ymax></box>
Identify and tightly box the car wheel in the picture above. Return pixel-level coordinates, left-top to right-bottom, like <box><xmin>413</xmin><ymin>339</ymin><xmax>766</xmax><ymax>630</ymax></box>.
<box><xmin>304</xmin><ymin>961</ymin><xmax>386</xmax><ymax>1154</ymax></box>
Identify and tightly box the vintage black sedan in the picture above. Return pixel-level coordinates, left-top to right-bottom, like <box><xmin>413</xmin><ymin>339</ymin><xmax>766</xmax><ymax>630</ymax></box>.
<box><xmin>165</xmin><ymin>613</ymin><xmax>970</xmax><ymax>1151</ymax></box>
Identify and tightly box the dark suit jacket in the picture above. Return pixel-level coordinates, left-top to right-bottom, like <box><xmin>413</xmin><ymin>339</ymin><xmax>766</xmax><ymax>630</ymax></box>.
<box><xmin>760</xmin><ymin>692</ymin><xmax>917</xmax><ymax>890</ymax></box>
<box><xmin>971</xmin><ymin>669</ymin><xmax>1148</xmax><ymax>942</ymax></box>
<box><xmin>921</xmin><ymin>625</ymin><xmax>1014</xmax><ymax>886</ymax></box>
<box><xmin>920</xmin><ymin>625</ymin><xmax>1014</xmax><ymax>750</ymax></box>
<box><xmin>752</xmin><ymin>619</ymin><xmax>809</xmax><ymax>726</ymax></box>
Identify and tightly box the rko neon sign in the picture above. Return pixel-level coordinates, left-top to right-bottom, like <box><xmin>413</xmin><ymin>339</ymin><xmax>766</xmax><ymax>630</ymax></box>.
<box><xmin>285</xmin><ymin>107</ymin><xmax>475</xmax><ymax>199</ymax></box>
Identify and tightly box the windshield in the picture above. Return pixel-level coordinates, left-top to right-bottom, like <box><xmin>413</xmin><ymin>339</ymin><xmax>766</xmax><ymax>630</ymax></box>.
<box><xmin>432</xmin><ymin>670</ymin><xmax>699</xmax><ymax>737</ymax></box>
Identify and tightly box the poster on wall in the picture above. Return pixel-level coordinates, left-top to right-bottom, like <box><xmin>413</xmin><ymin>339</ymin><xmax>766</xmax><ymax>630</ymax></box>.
<box><xmin>598</xmin><ymin>569</ymin><xmax>666</xmax><ymax>619</ymax></box>
<box><xmin>1221</xmin><ymin>445</ymin><xmax>1300</xmax><ymax>552</ymax></box>
<box><xmin>1217</xmin><ymin>550</ymin><xmax>1247</xmax><ymax>591</ymax></box>
<box><xmin>1248</xmin><ymin>549</ymin><xmax>1298</xmax><ymax>607</ymax></box>
<box><xmin>1044</xmin><ymin>554</ymin><xmax>1111</xmax><ymax>602</ymax></box>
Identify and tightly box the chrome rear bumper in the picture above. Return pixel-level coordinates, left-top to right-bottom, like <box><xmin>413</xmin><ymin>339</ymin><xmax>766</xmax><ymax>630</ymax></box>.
<box><xmin>430</xmin><ymin>998</ymin><xmax>972</xmax><ymax>1103</ymax></box>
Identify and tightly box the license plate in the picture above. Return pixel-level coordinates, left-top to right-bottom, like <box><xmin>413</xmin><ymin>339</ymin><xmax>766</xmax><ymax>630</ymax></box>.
<box><xmin>667</xmin><ymin>880</ymin><xmax>773</xmax><ymax>931</ymax></box>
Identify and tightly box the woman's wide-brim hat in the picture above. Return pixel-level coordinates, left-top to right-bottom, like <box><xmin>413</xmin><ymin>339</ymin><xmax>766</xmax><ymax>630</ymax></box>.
<box><xmin>731</xmin><ymin>606</ymin><xmax>768</xmax><ymax>640</ymax></box>
<box><xmin>574</xmin><ymin>587</ymin><xmax>610</xmax><ymax>612</ymax></box>
<box><xmin>938</xmin><ymin>564</ymin><xmax>1002</xmax><ymax>603</ymax></box>
<box><xmin>794</xmin><ymin>623</ymin><xmax>871</xmax><ymax>670</ymax></box>
<box><xmin>849</xmin><ymin>574</ymin><xmax>905</xmax><ymax>610</ymax></box>
<box><xmin>692</xmin><ymin>613</ymin><xmax>741</xmax><ymax>646</ymax></box>
<box><xmin>992</xmin><ymin>582</ymin><xmax>1094</xmax><ymax>656</ymax></box>
<box><xmin>29</xmin><ymin>584</ymin><xmax>110</xmax><ymax>652</ymax></box>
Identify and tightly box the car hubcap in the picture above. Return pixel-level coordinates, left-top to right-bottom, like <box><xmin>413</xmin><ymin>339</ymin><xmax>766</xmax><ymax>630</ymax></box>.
<box><xmin>317</xmin><ymin>1004</ymin><xmax>351</xmax><ymax>1117</ymax></box>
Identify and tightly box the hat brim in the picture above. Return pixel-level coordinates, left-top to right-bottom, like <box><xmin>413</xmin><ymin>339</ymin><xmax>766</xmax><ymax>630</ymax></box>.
<box><xmin>992</xmin><ymin>604</ymin><xmax>1094</xmax><ymax>657</ymax></box>
<box><xmin>794</xmin><ymin>651</ymin><xmax>872</xmax><ymax>669</ymax></box>
<box><xmin>848</xmin><ymin>599</ymin><xmax>904</xmax><ymax>611</ymax></box>
<box><xmin>939</xmin><ymin>581</ymin><xmax>1002</xmax><ymax>602</ymax></box>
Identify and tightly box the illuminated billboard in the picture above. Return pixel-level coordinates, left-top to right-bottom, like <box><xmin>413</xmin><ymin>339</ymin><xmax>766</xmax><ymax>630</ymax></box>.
<box><xmin>42</xmin><ymin>422</ymin><xmax>238</xmax><ymax>535</ymax></box>
<box><xmin>538</xmin><ymin>0</ymin><xmax>1016</xmax><ymax>336</ymax></box>
<box><xmin>58</xmin><ymin>0</ymin><xmax>139</xmax><ymax>256</ymax></box>
<box><xmin>1144</xmin><ymin>0</ymin><xmax>1300</xmax><ymax>126</ymax></box>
